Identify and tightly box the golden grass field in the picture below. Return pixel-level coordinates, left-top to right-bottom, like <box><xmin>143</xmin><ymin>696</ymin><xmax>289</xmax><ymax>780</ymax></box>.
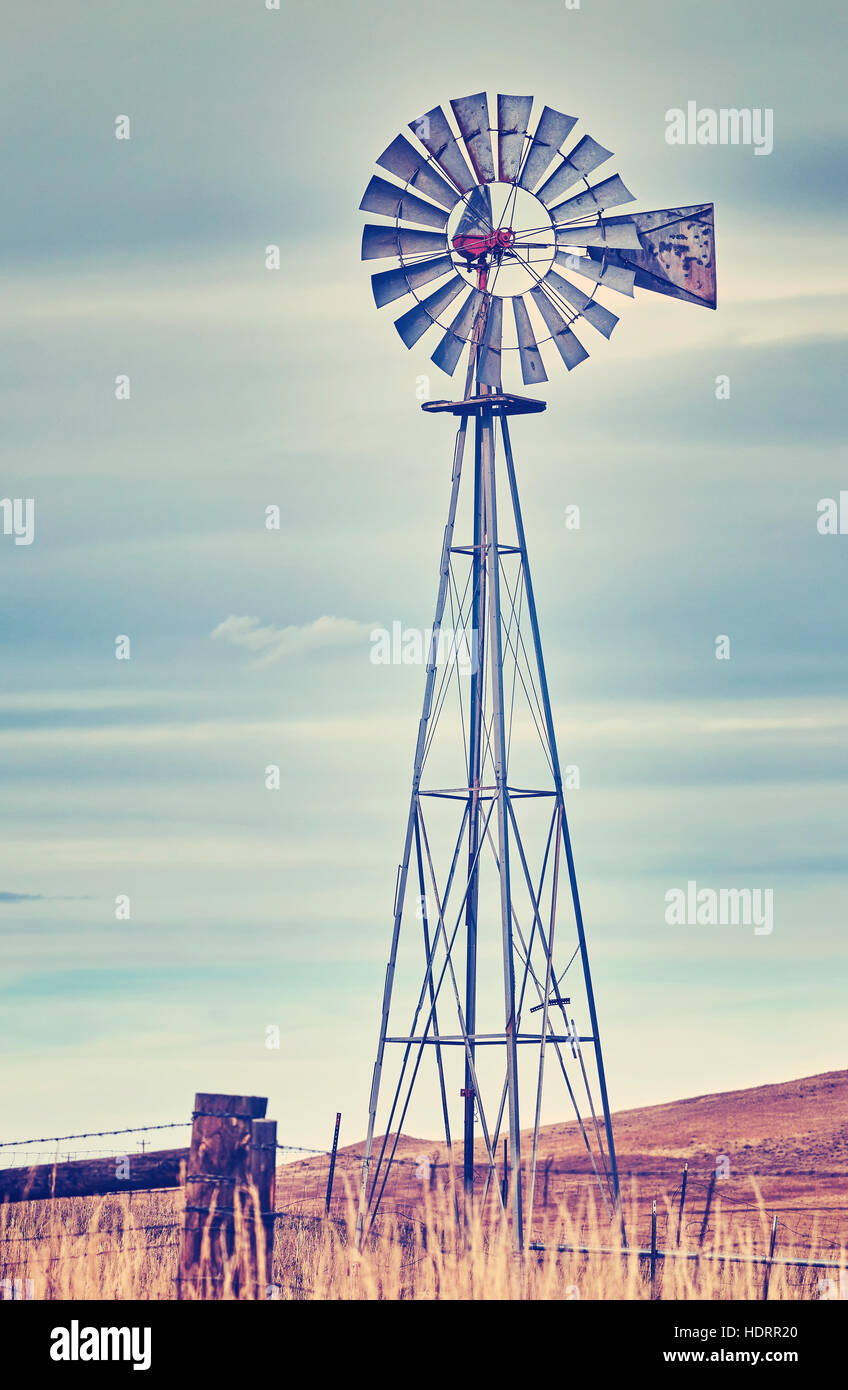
<box><xmin>2</xmin><ymin>1070</ymin><xmax>846</xmax><ymax>1300</ymax></box>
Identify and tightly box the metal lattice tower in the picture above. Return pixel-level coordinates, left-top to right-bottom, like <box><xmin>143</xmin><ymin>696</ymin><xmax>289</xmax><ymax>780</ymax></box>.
<box><xmin>357</xmin><ymin>92</ymin><xmax>716</xmax><ymax>1248</ymax></box>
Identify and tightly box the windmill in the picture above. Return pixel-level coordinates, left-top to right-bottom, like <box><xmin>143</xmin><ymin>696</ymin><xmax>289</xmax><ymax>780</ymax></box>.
<box><xmin>357</xmin><ymin>92</ymin><xmax>716</xmax><ymax>1248</ymax></box>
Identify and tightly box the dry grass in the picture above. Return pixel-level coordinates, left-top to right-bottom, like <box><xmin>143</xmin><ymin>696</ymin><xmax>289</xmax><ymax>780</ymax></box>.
<box><xmin>0</xmin><ymin>1174</ymin><xmax>842</xmax><ymax>1300</ymax></box>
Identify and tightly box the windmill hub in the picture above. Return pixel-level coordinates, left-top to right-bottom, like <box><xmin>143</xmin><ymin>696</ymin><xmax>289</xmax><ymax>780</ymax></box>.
<box><xmin>447</xmin><ymin>180</ymin><xmax>556</xmax><ymax>298</ymax></box>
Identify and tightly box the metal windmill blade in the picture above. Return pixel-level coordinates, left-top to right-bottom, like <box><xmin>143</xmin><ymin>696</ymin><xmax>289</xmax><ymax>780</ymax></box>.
<box><xmin>371</xmin><ymin>254</ymin><xmax>455</xmax><ymax>308</ymax></box>
<box><xmin>376</xmin><ymin>134</ymin><xmax>463</xmax><ymax>211</ymax></box>
<box><xmin>513</xmin><ymin>295</ymin><xmax>548</xmax><ymax>384</ymax></box>
<box><xmin>450</xmin><ymin>92</ymin><xmax>496</xmax><ymax>184</ymax></box>
<box><xmin>476</xmin><ymin>296</ymin><xmax>503</xmax><ymax>386</ymax></box>
<box><xmin>554</xmin><ymin>250</ymin><xmax>635</xmax><ymax>296</ymax></box>
<box><xmin>519</xmin><ymin>105</ymin><xmax>578</xmax><ymax>191</ymax></box>
<box><xmin>536</xmin><ymin>134</ymin><xmax>613</xmax><ymax>207</ymax></box>
<box><xmin>454</xmin><ymin>184</ymin><xmax>493</xmax><ymax>238</ymax></box>
<box><xmin>529</xmin><ymin>285</ymin><xmax>589</xmax><ymax>369</ymax></box>
<box><xmin>359</xmin><ymin>175</ymin><xmax>450</xmax><ymax>230</ymax></box>
<box><xmin>548</xmin><ymin>173</ymin><xmax>635</xmax><ymax>223</ymax></box>
<box><xmin>410</xmin><ymin>104</ymin><xmax>476</xmax><ymax>194</ymax></box>
<box><xmin>431</xmin><ymin>288</ymin><xmax>485</xmax><ymax>375</ymax></box>
<box><xmin>394</xmin><ymin>276</ymin><xmax>466</xmax><ymax>349</ymax></box>
<box><xmin>361</xmin><ymin>225</ymin><xmax>448</xmax><ymax>261</ymax></box>
<box><xmin>543</xmin><ymin>270</ymin><xmax>619</xmax><ymax>338</ymax></box>
<box><xmin>497</xmin><ymin>94</ymin><xmax>533</xmax><ymax>181</ymax></box>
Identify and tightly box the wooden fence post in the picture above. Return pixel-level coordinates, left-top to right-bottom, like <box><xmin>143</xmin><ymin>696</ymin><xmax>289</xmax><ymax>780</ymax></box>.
<box><xmin>249</xmin><ymin>1118</ymin><xmax>277</xmax><ymax>1298</ymax></box>
<box><xmin>650</xmin><ymin>1198</ymin><xmax>658</xmax><ymax>1299</ymax></box>
<box><xmin>178</xmin><ymin>1092</ymin><xmax>267</xmax><ymax>1300</ymax></box>
<box><xmin>762</xmin><ymin>1215</ymin><xmax>778</xmax><ymax>1300</ymax></box>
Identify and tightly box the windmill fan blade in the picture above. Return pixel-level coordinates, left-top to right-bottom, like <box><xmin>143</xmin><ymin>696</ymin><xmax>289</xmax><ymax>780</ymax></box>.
<box><xmin>371</xmin><ymin>254</ymin><xmax>455</xmax><ymax>308</ymax></box>
<box><xmin>410</xmin><ymin>106</ymin><xmax>476</xmax><ymax>194</ymax></box>
<box><xmin>395</xmin><ymin>275</ymin><xmax>466</xmax><ymax>349</ymax></box>
<box><xmin>477</xmin><ymin>297</ymin><xmax>503</xmax><ymax>387</ymax></box>
<box><xmin>585</xmin><ymin>205</ymin><xmax>717</xmax><ymax>308</ymax></box>
<box><xmin>450</xmin><ymin>93</ymin><xmax>495</xmax><ymax>184</ymax></box>
<box><xmin>544</xmin><ymin>270</ymin><xmax>619</xmax><ymax>338</ymax></box>
<box><xmin>513</xmin><ymin>295</ymin><xmax>548</xmax><ymax>385</ymax></box>
<box><xmin>549</xmin><ymin>173</ymin><xmax>635</xmax><ymax>222</ymax></box>
<box><xmin>518</xmin><ymin>106</ymin><xmax>578</xmax><ymax>192</ymax></box>
<box><xmin>431</xmin><ymin>288</ymin><xmax>485</xmax><ymax>375</ymax></box>
<box><xmin>561</xmin><ymin>222</ymin><xmax>642</xmax><ymax>250</ymax></box>
<box><xmin>497</xmin><ymin>94</ymin><xmax>533</xmax><ymax>182</ymax></box>
<box><xmin>556</xmin><ymin>251</ymin><xmax>635</xmax><ymax>296</ymax></box>
<box><xmin>529</xmin><ymin>287</ymin><xmax>589</xmax><ymax>370</ymax></box>
<box><xmin>376</xmin><ymin>134</ymin><xmax>462</xmax><ymax>211</ymax></box>
<box><xmin>536</xmin><ymin>135</ymin><xmax>613</xmax><ymax>207</ymax></box>
<box><xmin>360</xmin><ymin>175</ymin><xmax>449</xmax><ymax>230</ymax></box>
<box><xmin>361</xmin><ymin>225</ymin><xmax>448</xmax><ymax>261</ymax></box>
<box><xmin>455</xmin><ymin>184</ymin><xmax>493</xmax><ymax>238</ymax></box>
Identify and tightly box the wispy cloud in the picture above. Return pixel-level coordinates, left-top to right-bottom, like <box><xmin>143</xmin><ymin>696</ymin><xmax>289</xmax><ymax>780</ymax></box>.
<box><xmin>0</xmin><ymin>891</ymin><xmax>90</xmax><ymax>903</ymax></box>
<box><xmin>210</xmin><ymin>615</ymin><xmax>373</xmax><ymax>665</ymax></box>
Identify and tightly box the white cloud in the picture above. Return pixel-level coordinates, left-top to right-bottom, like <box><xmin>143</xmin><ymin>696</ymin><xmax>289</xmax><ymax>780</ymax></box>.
<box><xmin>210</xmin><ymin>614</ymin><xmax>373</xmax><ymax>665</ymax></box>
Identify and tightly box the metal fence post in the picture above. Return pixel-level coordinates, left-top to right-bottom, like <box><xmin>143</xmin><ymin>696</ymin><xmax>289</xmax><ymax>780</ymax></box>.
<box><xmin>325</xmin><ymin>1112</ymin><xmax>341</xmax><ymax>1213</ymax></box>
<box><xmin>676</xmin><ymin>1161</ymin><xmax>688</xmax><ymax>1245</ymax></box>
<box><xmin>762</xmin><ymin>1215</ymin><xmax>779</xmax><ymax>1300</ymax></box>
<box><xmin>650</xmin><ymin>1198</ymin><xmax>658</xmax><ymax>1299</ymax></box>
<box><xmin>698</xmin><ymin>1171</ymin><xmax>716</xmax><ymax>1248</ymax></box>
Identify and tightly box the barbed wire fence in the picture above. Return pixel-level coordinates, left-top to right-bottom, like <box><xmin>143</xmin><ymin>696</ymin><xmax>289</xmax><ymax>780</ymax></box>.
<box><xmin>1</xmin><ymin>1120</ymin><xmax>846</xmax><ymax>1298</ymax></box>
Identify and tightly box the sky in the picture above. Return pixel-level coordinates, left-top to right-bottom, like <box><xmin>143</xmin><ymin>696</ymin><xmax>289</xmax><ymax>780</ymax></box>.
<box><xmin>0</xmin><ymin>0</ymin><xmax>845</xmax><ymax>1160</ymax></box>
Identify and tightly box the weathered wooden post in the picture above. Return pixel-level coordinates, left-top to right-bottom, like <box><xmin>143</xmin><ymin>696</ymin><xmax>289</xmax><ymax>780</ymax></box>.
<box><xmin>650</xmin><ymin>1198</ymin><xmax>658</xmax><ymax>1299</ymax></box>
<box><xmin>249</xmin><ymin>1117</ymin><xmax>277</xmax><ymax>1297</ymax></box>
<box><xmin>762</xmin><ymin>1215</ymin><xmax>779</xmax><ymax>1300</ymax></box>
<box><xmin>178</xmin><ymin>1092</ymin><xmax>267</xmax><ymax>1299</ymax></box>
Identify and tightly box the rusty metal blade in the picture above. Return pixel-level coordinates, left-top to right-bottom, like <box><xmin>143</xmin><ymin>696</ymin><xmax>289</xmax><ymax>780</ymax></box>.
<box><xmin>518</xmin><ymin>106</ymin><xmax>578</xmax><ymax>191</ymax></box>
<box><xmin>431</xmin><ymin>288</ymin><xmax>485</xmax><ymax>375</ymax></box>
<box><xmin>360</xmin><ymin>175</ymin><xmax>449</xmax><ymax>230</ymax></box>
<box><xmin>497</xmin><ymin>95</ymin><xmax>533</xmax><ymax>182</ymax></box>
<box><xmin>371</xmin><ymin>254</ymin><xmax>455</xmax><ymax>308</ymax></box>
<box><xmin>455</xmin><ymin>184</ymin><xmax>493</xmax><ymax>238</ymax></box>
<box><xmin>556</xmin><ymin>251</ymin><xmax>634</xmax><ymax>296</ymax></box>
<box><xmin>376</xmin><ymin>134</ymin><xmax>462</xmax><ymax>211</ymax></box>
<box><xmin>544</xmin><ymin>270</ymin><xmax>619</xmax><ymax>338</ymax></box>
<box><xmin>536</xmin><ymin>135</ymin><xmax>613</xmax><ymax>207</ymax></box>
<box><xmin>529</xmin><ymin>287</ymin><xmax>589</xmax><ymax>370</ymax></box>
<box><xmin>560</xmin><ymin>221</ymin><xmax>642</xmax><ymax>250</ymax></box>
<box><xmin>549</xmin><ymin>173</ymin><xmax>635</xmax><ymax>222</ymax></box>
<box><xmin>476</xmin><ymin>296</ymin><xmax>503</xmax><ymax>387</ymax></box>
<box><xmin>513</xmin><ymin>295</ymin><xmax>548</xmax><ymax>385</ymax></box>
<box><xmin>361</xmin><ymin>225</ymin><xmax>448</xmax><ymax>261</ymax></box>
<box><xmin>409</xmin><ymin>106</ymin><xmax>476</xmax><ymax>194</ymax></box>
<box><xmin>586</xmin><ymin>204</ymin><xmax>717</xmax><ymax>307</ymax></box>
<box><xmin>395</xmin><ymin>275</ymin><xmax>466</xmax><ymax>349</ymax></box>
<box><xmin>450</xmin><ymin>93</ymin><xmax>495</xmax><ymax>183</ymax></box>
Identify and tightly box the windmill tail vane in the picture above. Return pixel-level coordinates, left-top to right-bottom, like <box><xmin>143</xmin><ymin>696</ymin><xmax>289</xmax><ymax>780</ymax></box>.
<box><xmin>356</xmin><ymin>92</ymin><xmax>716</xmax><ymax>1249</ymax></box>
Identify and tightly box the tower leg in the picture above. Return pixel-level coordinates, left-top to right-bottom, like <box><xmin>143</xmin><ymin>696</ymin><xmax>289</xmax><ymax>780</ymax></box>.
<box><xmin>358</xmin><ymin>415</ymin><xmax>470</xmax><ymax>1239</ymax></box>
<box><xmin>500</xmin><ymin>412</ymin><xmax>623</xmax><ymax>1236</ymax></box>
<box><xmin>463</xmin><ymin>409</ymin><xmax>486</xmax><ymax>1207</ymax></box>
<box><xmin>481</xmin><ymin>405</ymin><xmax>523</xmax><ymax>1249</ymax></box>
